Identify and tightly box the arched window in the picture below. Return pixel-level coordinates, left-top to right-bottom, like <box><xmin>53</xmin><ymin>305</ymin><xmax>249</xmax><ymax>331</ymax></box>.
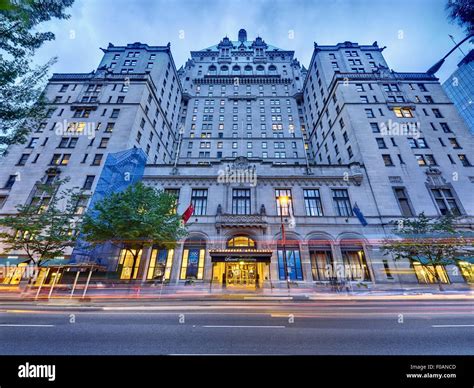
<box><xmin>256</xmin><ymin>65</ymin><xmax>265</xmax><ymax>73</ymax></box>
<box><xmin>268</xmin><ymin>64</ymin><xmax>277</xmax><ymax>73</ymax></box>
<box><xmin>227</xmin><ymin>235</ymin><xmax>255</xmax><ymax>248</ymax></box>
<box><xmin>244</xmin><ymin>65</ymin><xmax>253</xmax><ymax>74</ymax></box>
<box><xmin>208</xmin><ymin>65</ymin><xmax>217</xmax><ymax>74</ymax></box>
<box><xmin>232</xmin><ymin>65</ymin><xmax>241</xmax><ymax>73</ymax></box>
<box><xmin>220</xmin><ymin>65</ymin><xmax>229</xmax><ymax>75</ymax></box>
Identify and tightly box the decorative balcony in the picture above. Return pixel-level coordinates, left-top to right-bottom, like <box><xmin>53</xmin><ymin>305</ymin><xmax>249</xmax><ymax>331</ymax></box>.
<box><xmin>216</xmin><ymin>213</ymin><xmax>267</xmax><ymax>229</ymax></box>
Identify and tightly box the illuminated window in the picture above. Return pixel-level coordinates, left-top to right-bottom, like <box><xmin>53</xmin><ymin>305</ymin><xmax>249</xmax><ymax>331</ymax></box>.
<box><xmin>393</xmin><ymin>107</ymin><xmax>414</xmax><ymax>118</ymax></box>
<box><xmin>275</xmin><ymin>189</ymin><xmax>293</xmax><ymax>216</ymax></box>
<box><xmin>180</xmin><ymin>247</ymin><xmax>205</xmax><ymax>280</ymax></box>
<box><xmin>310</xmin><ymin>250</ymin><xmax>334</xmax><ymax>281</ymax></box>
<box><xmin>227</xmin><ymin>236</ymin><xmax>255</xmax><ymax>248</ymax></box>
<box><xmin>341</xmin><ymin>249</ymin><xmax>371</xmax><ymax>281</ymax></box>
<box><xmin>412</xmin><ymin>262</ymin><xmax>449</xmax><ymax>284</ymax></box>
<box><xmin>147</xmin><ymin>248</ymin><xmax>174</xmax><ymax>281</ymax></box>
<box><xmin>458</xmin><ymin>261</ymin><xmax>474</xmax><ymax>283</ymax></box>
<box><xmin>118</xmin><ymin>249</ymin><xmax>142</xmax><ymax>280</ymax></box>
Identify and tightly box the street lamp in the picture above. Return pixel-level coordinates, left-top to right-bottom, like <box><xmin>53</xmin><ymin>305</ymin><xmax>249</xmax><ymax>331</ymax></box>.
<box><xmin>426</xmin><ymin>33</ymin><xmax>473</xmax><ymax>75</ymax></box>
<box><xmin>278</xmin><ymin>195</ymin><xmax>290</xmax><ymax>290</ymax></box>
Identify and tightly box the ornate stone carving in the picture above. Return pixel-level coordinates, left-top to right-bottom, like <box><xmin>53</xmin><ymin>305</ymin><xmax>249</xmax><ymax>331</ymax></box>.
<box><xmin>216</xmin><ymin>213</ymin><xmax>267</xmax><ymax>229</ymax></box>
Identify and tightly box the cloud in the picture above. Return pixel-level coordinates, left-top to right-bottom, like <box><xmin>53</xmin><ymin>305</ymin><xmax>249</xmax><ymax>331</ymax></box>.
<box><xmin>33</xmin><ymin>0</ymin><xmax>471</xmax><ymax>82</ymax></box>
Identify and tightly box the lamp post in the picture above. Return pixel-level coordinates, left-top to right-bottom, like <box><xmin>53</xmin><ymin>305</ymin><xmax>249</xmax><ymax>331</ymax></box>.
<box><xmin>426</xmin><ymin>33</ymin><xmax>473</xmax><ymax>75</ymax></box>
<box><xmin>279</xmin><ymin>195</ymin><xmax>290</xmax><ymax>290</ymax></box>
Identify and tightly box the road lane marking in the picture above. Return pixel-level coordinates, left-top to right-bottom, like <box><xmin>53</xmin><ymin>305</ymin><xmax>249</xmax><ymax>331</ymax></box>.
<box><xmin>431</xmin><ymin>324</ymin><xmax>474</xmax><ymax>328</ymax></box>
<box><xmin>244</xmin><ymin>297</ymin><xmax>293</xmax><ymax>300</ymax></box>
<box><xmin>202</xmin><ymin>325</ymin><xmax>285</xmax><ymax>329</ymax></box>
<box><xmin>0</xmin><ymin>324</ymin><xmax>55</xmax><ymax>327</ymax></box>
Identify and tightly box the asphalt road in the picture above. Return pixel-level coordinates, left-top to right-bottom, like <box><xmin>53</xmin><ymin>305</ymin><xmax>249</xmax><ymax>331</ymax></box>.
<box><xmin>0</xmin><ymin>299</ymin><xmax>473</xmax><ymax>355</ymax></box>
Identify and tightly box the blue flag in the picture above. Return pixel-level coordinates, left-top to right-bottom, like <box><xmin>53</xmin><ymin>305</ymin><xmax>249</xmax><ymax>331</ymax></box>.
<box><xmin>353</xmin><ymin>203</ymin><xmax>368</xmax><ymax>226</ymax></box>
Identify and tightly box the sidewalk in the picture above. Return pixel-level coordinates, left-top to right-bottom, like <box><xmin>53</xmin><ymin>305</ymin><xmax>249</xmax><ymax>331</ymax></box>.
<box><xmin>0</xmin><ymin>282</ymin><xmax>472</xmax><ymax>303</ymax></box>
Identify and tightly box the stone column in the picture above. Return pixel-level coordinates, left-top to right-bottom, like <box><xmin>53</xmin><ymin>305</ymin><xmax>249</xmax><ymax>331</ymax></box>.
<box><xmin>299</xmin><ymin>243</ymin><xmax>313</xmax><ymax>285</ymax></box>
<box><xmin>171</xmin><ymin>242</ymin><xmax>184</xmax><ymax>285</ymax></box>
<box><xmin>139</xmin><ymin>243</ymin><xmax>153</xmax><ymax>283</ymax></box>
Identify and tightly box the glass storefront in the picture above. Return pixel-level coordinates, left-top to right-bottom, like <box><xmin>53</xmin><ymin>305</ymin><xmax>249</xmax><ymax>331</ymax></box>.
<box><xmin>412</xmin><ymin>262</ymin><xmax>450</xmax><ymax>284</ymax></box>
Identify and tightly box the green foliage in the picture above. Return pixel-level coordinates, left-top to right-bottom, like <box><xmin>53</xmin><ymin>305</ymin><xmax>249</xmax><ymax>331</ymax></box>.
<box><xmin>0</xmin><ymin>0</ymin><xmax>74</xmax><ymax>152</ymax></box>
<box><xmin>0</xmin><ymin>178</ymin><xmax>82</xmax><ymax>265</ymax></box>
<box><xmin>383</xmin><ymin>212</ymin><xmax>470</xmax><ymax>287</ymax></box>
<box><xmin>81</xmin><ymin>182</ymin><xmax>187</xmax><ymax>251</ymax></box>
<box><xmin>446</xmin><ymin>0</ymin><xmax>474</xmax><ymax>37</ymax></box>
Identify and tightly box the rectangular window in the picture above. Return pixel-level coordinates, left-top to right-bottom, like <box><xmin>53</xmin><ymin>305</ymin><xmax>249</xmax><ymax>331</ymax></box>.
<box><xmin>191</xmin><ymin>189</ymin><xmax>208</xmax><ymax>216</ymax></box>
<box><xmin>232</xmin><ymin>188</ymin><xmax>251</xmax><ymax>215</ymax></box>
<box><xmin>180</xmin><ymin>248</ymin><xmax>205</xmax><ymax>280</ymax></box>
<box><xmin>4</xmin><ymin>175</ymin><xmax>17</xmax><ymax>189</ymax></box>
<box><xmin>393</xmin><ymin>107</ymin><xmax>414</xmax><ymax>118</ymax></box>
<box><xmin>341</xmin><ymin>249</ymin><xmax>371</xmax><ymax>281</ymax></box>
<box><xmin>370</xmin><ymin>122</ymin><xmax>380</xmax><ymax>133</ymax></box>
<box><xmin>332</xmin><ymin>189</ymin><xmax>353</xmax><ymax>217</ymax></box>
<box><xmin>394</xmin><ymin>187</ymin><xmax>414</xmax><ymax>217</ymax></box>
<box><xmin>83</xmin><ymin>175</ymin><xmax>95</xmax><ymax>190</ymax></box>
<box><xmin>365</xmin><ymin>109</ymin><xmax>375</xmax><ymax>118</ymax></box>
<box><xmin>412</xmin><ymin>262</ymin><xmax>449</xmax><ymax>284</ymax></box>
<box><xmin>147</xmin><ymin>248</ymin><xmax>173</xmax><ymax>281</ymax></box>
<box><xmin>304</xmin><ymin>189</ymin><xmax>323</xmax><ymax>216</ymax></box>
<box><xmin>275</xmin><ymin>189</ymin><xmax>293</xmax><ymax>216</ymax></box>
<box><xmin>376</xmin><ymin>138</ymin><xmax>387</xmax><ymax>149</ymax></box>
<box><xmin>458</xmin><ymin>154</ymin><xmax>471</xmax><ymax>167</ymax></box>
<box><xmin>382</xmin><ymin>154</ymin><xmax>394</xmax><ymax>166</ymax></box>
<box><xmin>440</xmin><ymin>123</ymin><xmax>452</xmax><ymax>133</ymax></box>
<box><xmin>431</xmin><ymin>188</ymin><xmax>460</xmax><ymax>215</ymax></box>
<box><xmin>277</xmin><ymin>248</ymin><xmax>303</xmax><ymax>281</ymax></box>
<box><xmin>310</xmin><ymin>250</ymin><xmax>334</xmax><ymax>281</ymax></box>
<box><xmin>17</xmin><ymin>154</ymin><xmax>29</xmax><ymax>166</ymax></box>
<box><xmin>91</xmin><ymin>154</ymin><xmax>103</xmax><ymax>166</ymax></box>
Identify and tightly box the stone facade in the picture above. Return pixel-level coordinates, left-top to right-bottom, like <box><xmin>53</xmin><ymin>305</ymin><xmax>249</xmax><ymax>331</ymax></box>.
<box><xmin>1</xmin><ymin>31</ymin><xmax>473</xmax><ymax>288</ymax></box>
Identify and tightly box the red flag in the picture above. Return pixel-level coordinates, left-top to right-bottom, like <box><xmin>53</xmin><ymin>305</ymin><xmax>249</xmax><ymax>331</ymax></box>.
<box><xmin>181</xmin><ymin>203</ymin><xmax>194</xmax><ymax>224</ymax></box>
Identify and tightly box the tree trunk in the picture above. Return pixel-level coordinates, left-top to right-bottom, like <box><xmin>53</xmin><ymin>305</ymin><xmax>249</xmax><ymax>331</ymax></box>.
<box><xmin>129</xmin><ymin>247</ymin><xmax>142</xmax><ymax>283</ymax></box>
<box><xmin>434</xmin><ymin>271</ymin><xmax>444</xmax><ymax>292</ymax></box>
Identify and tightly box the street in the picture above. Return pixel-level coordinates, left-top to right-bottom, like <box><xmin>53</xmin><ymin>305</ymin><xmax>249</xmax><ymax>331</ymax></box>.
<box><xmin>0</xmin><ymin>298</ymin><xmax>473</xmax><ymax>355</ymax></box>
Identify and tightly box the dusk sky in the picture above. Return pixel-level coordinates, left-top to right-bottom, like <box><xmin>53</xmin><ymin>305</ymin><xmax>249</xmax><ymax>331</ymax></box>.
<box><xmin>34</xmin><ymin>0</ymin><xmax>472</xmax><ymax>83</ymax></box>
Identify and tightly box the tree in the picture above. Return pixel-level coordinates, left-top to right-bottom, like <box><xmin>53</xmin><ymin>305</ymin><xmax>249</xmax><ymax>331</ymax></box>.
<box><xmin>383</xmin><ymin>212</ymin><xmax>470</xmax><ymax>291</ymax></box>
<box><xmin>0</xmin><ymin>178</ymin><xmax>82</xmax><ymax>269</ymax></box>
<box><xmin>446</xmin><ymin>0</ymin><xmax>474</xmax><ymax>37</ymax></box>
<box><xmin>80</xmin><ymin>182</ymin><xmax>187</xmax><ymax>281</ymax></box>
<box><xmin>0</xmin><ymin>0</ymin><xmax>74</xmax><ymax>153</ymax></box>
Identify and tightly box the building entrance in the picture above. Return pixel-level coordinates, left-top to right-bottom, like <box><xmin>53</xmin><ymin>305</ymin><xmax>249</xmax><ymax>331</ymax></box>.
<box><xmin>225</xmin><ymin>262</ymin><xmax>256</xmax><ymax>288</ymax></box>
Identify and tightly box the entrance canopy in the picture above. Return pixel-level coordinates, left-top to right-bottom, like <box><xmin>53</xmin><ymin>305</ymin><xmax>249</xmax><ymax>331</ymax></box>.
<box><xmin>209</xmin><ymin>249</ymin><xmax>272</xmax><ymax>262</ymax></box>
